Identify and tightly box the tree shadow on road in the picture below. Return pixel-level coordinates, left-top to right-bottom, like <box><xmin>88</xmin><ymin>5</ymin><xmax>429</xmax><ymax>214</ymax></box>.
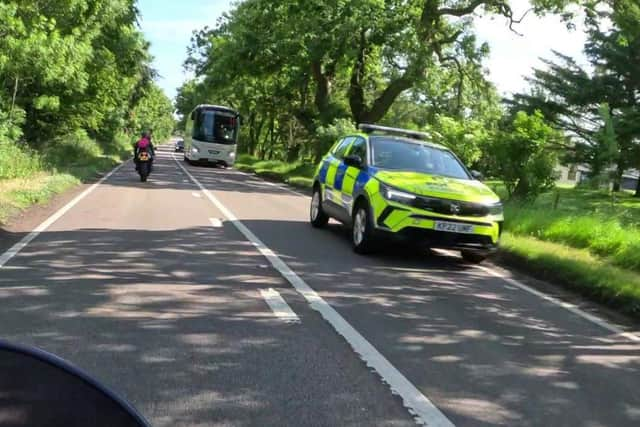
<box><xmin>0</xmin><ymin>223</ymin><xmax>417</xmax><ymax>427</ymax></box>
<box><xmin>236</xmin><ymin>218</ymin><xmax>640</xmax><ymax>427</ymax></box>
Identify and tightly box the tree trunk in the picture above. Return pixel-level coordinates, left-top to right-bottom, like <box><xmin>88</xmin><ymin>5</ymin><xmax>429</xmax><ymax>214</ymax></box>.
<box><xmin>311</xmin><ymin>61</ymin><xmax>331</xmax><ymax>122</ymax></box>
<box><xmin>349</xmin><ymin>30</ymin><xmax>367</xmax><ymax>124</ymax></box>
<box><xmin>512</xmin><ymin>177</ymin><xmax>530</xmax><ymax>200</ymax></box>
<box><xmin>9</xmin><ymin>75</ymin><xmax>19</xmax><ymax>122</ymax></box>
<box><xmin>612</xmin><ymin>162</ymin><xmax>624</xmax><ymax>192</ymax></box>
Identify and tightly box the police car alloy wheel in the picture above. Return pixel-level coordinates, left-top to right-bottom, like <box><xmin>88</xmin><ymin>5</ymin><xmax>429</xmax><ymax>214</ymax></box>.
<box><xmin>352</xmin><ymin>203</ymin><xmax>375</xmax><ymax>254</ymax></box>
<box><xmin>310</xmin><ymin>187</ymin><xmax>329</xmax><ymax>228</ymax></box>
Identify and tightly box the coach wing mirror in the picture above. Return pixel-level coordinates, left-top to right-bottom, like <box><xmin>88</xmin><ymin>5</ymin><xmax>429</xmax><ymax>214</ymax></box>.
<box><xmin>190</xmin><ymin>111</ymin><xmax>195</xmax><ymax>120</ymax></box>
<box><xmin>344</xmin><ymin>154</ymin><xmax>363</xmax><ymax>168</ymax></box>
<box><xmin>471</xmin><ymin>170</ymin><xmax>484</xmax><ymax>180</ymax></box>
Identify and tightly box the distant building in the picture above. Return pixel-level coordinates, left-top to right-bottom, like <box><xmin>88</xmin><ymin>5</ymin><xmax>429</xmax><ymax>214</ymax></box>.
<box><xmin>555</xmin><ymin>164</ymin><xmax>639</xmax><ymax>191</ymax></box>
<box><xmin>555</xmin><ymin>164</ymin><xmax>590</xmax><ymax>186</ymax></box>
<box><xmin>622</xmin><ymin>170</ymin><xmax>640</xmax><ymax>191</ymax></box>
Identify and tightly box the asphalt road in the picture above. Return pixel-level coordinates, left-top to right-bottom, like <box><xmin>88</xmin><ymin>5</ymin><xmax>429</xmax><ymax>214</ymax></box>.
<box><xmin>1</xmin><ymin>144</ymin><xmax>639</xmax><ymax>427</ymax></box>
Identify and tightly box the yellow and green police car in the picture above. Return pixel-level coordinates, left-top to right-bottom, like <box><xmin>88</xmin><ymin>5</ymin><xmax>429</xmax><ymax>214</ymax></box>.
<box><xmin>309</xmin><ymin>124</ymin><xmax>503</xmax><ymax>263</ymax></box>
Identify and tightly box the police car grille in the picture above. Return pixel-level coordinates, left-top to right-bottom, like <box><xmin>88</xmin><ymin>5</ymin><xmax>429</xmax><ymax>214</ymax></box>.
<box><xmin>412</xmin><ymin>196</ymin><xmax>488</xmax><ymax>217</ymax></box>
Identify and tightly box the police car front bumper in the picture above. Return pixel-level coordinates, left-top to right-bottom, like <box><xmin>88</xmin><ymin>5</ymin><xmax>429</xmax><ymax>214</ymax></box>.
<box><xmin>373</xmin><ymin>205</ymin><xmax>502</xmax><ymax>252</ymax></box>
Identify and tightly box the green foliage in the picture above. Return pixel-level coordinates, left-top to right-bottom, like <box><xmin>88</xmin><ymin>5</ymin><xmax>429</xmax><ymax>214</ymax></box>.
<box><xmin>0</xmin><ymin>142</ymin><xmax>42</xmax><ymax>180</ymax></box>
<box><xmin>130</xmin><ymin>84</ymin><xmax>175</xmax><ymax>144</ymax></box>
<box><xmin>504</xmin><ymin>185</ymin><xmax>640</xmax><ymax>272</ymax></box>
<box><xmin>0</xmin><ymin>1</ymin><xmax>173</xmax><ymax>154</ymax></box>
<box><xmin>491</xmin><ymin>111</ymin><xmax>561</xmax><ymax>200</ymax></box>
<box><xmin>501</xmin><ymin>233</ymin><xmax>640</xmax><ymax>317</ymax></box>
<box><xmin>43</xmin><ymin>130</ymin><xmax>102</xmax><ymax>168</ymax></box>
<box><xmin>428</xmin><ymin>116</ymin><xmax>494</xmax><ymax>165</ymax></box>
<box><xmin>177</xmin><ymin>0</ymin><xmax>541</xmax><ymax>165</ymax></box>
<box><xmin>510</xmin><ymin>5</ymin><xmax>640</xmax><ymax>193</ymax></box>
<box><xmin>314</xmin><ymin>119</ymin><xmax>358</xmax><ymax>161</ymax></box>
<box><xmin>234</xmin><ymin>155</ymin><xmax>315</xmax><ymax>190</ymax></box>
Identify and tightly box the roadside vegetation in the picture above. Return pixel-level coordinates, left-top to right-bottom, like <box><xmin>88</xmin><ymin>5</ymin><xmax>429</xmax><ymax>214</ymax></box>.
<box><xmin>0</xmin><ymin>1</ymin><xmax>175</xmax><ymax>223</ymax></box>
<box><xmin>175</xmin><ymin>0</ymin><xmax>640</xmax><ymax>315</ymax></box>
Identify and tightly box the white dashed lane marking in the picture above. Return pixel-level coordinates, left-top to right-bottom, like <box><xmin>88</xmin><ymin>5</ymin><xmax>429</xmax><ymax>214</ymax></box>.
<box><xmin>260</xmin><ymin>288</ymin><xmax>301</xmax><ymax>323</ymax></box>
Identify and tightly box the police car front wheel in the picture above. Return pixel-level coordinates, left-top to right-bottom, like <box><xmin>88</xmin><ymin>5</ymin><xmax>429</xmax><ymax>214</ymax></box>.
<box><xmin>352</xmin><ymin>202</ymin><xmax>376</xmax><ymax>254</ymax></box>
<box><xmin>310</xmin><ymin>187</ymin><xmax>329</xmax><ymax>228</ymax></box>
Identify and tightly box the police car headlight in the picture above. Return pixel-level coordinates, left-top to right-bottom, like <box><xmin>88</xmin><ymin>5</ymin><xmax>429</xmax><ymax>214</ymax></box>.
<box><xmin>487</xmin><ymin>202</ymin><xmax>503</xmax><ymax>216</ymax></box>
<box><xmin>381</xmin><ymin>184</ymin><xmax>416</xmax><ymax>204</ymax></box>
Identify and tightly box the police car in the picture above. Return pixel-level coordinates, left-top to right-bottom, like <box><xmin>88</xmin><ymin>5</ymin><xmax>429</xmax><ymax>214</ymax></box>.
<box><xmin>310</xmin><ymin>124</ymin><xmax>503</xmax><ymax>263</ymax></box>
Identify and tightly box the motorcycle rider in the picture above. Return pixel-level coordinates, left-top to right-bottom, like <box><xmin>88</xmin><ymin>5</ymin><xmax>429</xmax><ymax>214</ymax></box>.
<box><xmin>133</xmin><ymin>130</ymin><xmax>155</xmax><ymax>172</ymax></box>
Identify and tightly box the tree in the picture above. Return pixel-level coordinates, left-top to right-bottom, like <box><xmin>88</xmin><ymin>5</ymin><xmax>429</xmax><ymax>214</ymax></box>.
<box><xmin>509</xmin><ymin>2</ymin><xmax>640</xmax><ymax>193</ymax></box>
<box><xmin>491</xmin><ymin>111</ymin><xmax>562</xmax><ymax>200</ymax></box>
<box><xmin>183</xmin><ymin>0</ymin><xmax>563</xmax><ymax>163</ymax></box>
<box><xmin>189</xmin><ymin>0</ymin><xmax>544</xmax><ymax>130</ymax></box>
<box><xmin>0</xmin><ymin>1</ymin><xmax>174</xmax><ymax>160</ymax></box>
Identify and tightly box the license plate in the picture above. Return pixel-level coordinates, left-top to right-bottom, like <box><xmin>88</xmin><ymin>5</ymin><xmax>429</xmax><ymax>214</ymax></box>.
<box><xmin>208</xmin><ymin>150</ymin><xmax>220</xmax><ymax>154</ymax></box>
<box><xmin>434</xmin><ymin>221</ymin><xmax>474</xmax><ymax>234</ymax></box>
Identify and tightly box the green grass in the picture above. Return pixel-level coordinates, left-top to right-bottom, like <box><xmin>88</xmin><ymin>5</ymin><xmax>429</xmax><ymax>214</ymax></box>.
<box><xmin>235</xmin><ymin>155</ymin><xmax>315</xmax><ymax>190</ymax></box>
<box><xmin>499</xmin><ymin>233</ymin><xmax>640</xmax><ymax>317</ymax></box>
<box><xmin>505</xmin><ymin>187</ymin><xmax>640</xmax><ymax>272</ymax></box>
<box><xmin>0</xmin><ymin>133</ymin><xmax>128</xmax><ymax>225</ymax></box>
<box><xmin>0</xmin><ymin>173</ymin><xmax>78</xmax><ymax>223</ymax></box>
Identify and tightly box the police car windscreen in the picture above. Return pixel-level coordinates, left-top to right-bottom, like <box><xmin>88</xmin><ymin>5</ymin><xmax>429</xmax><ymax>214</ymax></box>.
<box><xmin>371</xmin><ymin>137</ymin><xmax>470</xmax><ymax>180</ymax></box>
<box><xmin>194</xmin><ymin>110</ymin><xmax>238</xmax><ymax>145</ymax></box>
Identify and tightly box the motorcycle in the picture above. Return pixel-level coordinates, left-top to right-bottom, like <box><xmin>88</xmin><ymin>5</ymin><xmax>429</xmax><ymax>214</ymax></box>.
<box><xmin>137</xmin><ymin>149</ymin><xmax>152</xmax><ymax>182</ymax></box>
<box><xmin>0</xmin><ymin>339</ymin><xmax>151</xmax><ymax>427</ymax></box>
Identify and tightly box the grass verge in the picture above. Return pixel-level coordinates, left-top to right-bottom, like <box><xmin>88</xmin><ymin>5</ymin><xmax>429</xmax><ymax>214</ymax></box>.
<box><xmin>503</xmin><ymin>185</ymin><xmax>640</xmax><ymax>273</ymax></box>
<box><xmin>498</xmin><ymin>232</ymin><xmax>640</xmax><ymax>318</ymax></box>
<box><xmin>235</xmin><ymin>155</ymin><xmax>314</xmax><ymax>191</ymax></box>
<box><xmin>0</xmin><ymin>154</ymin><xmax>123</xmax><ymax>225</ymax></box>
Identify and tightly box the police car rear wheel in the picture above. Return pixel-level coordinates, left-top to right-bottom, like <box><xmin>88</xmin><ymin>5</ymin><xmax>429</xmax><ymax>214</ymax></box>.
<box><xmin>310</xmin><ymin>187</ymin><xmax>329</xmax><ymax>227</ymax></box>
<box><xmin>352</xmin><ymin>203</ymin><xmax>376</xmax><ymax>254</ymax></box>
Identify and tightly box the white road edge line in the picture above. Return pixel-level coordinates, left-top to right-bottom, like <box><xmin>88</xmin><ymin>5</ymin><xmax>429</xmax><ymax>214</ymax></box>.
<box><xmin>209</xmin><ymin>218</ymin><xmax>223</xmax><ymax>228</ymax></box>
<box><xmin>475</xmin><ymin>264</ymin><xmax>640</xmax><ymax>343</ymax></box>
<box><xmin>192</xmin><ymin>191</ymin><xmax>202</xmax><ymax>198</ymax></box>
<box><xmin>0</xmin><ymin>163</ymin><xmax>125</xmax><ymax>269</ymax></box>
<box><xmin>260</xmin><ymin>288</ymin><xmax>301</xmax><ymax>323</ymax></box>
<box><xmin>174</xmin><ymin>154</ymin><xmax>454</xmax><ymax>427</ymax></box>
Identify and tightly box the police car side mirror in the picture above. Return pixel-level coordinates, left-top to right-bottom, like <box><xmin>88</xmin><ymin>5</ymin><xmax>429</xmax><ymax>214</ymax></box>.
<box><xmin>344</xmin><ymin>154</ymin><xmax>363</xmax><ymax>168</ymax></box>
<box><xmin>471</xmin><ymin>170</ymin><xmax>484</xmax><ymax>180</ymax></box>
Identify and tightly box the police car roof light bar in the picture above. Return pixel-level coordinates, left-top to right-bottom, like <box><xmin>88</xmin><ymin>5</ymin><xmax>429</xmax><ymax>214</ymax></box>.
<box><xmin>358</xmin><ymin>123</ymin><xmax>430</xmax><ymax>141</ymax></box>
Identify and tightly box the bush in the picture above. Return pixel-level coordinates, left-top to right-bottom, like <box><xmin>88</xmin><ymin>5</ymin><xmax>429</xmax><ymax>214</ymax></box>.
<box><xmin>104</xmin><ymin>132</ymin><xmax>134</xmax><ymax>158</ymax></box>
<box><xmin>491</xmin><ymin>111</ymin><xmax>561</xmax><ymax>201</ymax></box>
<box><xmin>314</xmin><ymin>118</ymin><xmax>357</xmax><ymax>161</ymax></box>
<box><xmin>0</xmin><ymin>142</ymin><xmax>43</xmax><ymax>180</ymax></box>
<box><xmin>236</xmin><ymin>154</ymin><xmax>259</xmax><ymax>166</ymax></box>
<box><xmin>43</xmin><ymin>130</ymin><xmax>103</xmax><ymax>168</ymax></box>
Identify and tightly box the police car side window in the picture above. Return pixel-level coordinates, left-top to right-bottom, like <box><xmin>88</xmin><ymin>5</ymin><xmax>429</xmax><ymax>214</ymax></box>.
<box><xmin>333</xmin><ymin>137</ymin><xmax>355</xmax><ymax>160</ymax></box>
<box><xmin>348</xmin><ymin>138</ymin><xmax>367</xmax><ymax>165</ymax></box>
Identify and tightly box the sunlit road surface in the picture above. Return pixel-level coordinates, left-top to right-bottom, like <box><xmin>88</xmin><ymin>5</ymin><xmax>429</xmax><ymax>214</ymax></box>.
<box><xmin>1</xmin><ymin>143</ymin><xmax>639</xmax><ymax>427</ymax></box>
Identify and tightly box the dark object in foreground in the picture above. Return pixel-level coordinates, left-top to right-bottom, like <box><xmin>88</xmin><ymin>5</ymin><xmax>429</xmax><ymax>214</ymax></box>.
<box><xmin>137</xmin><ymin>150</ymin><xmax>152</xmax><ymax>182</ymax></box>
<box><xmin>174</xmin><ymin>139</ymin><xmax>184</xmax><ymax>152</ymax></box>
<box><xmin>0</xmin><ymin>340</ymin><xmax>150</xmax><ymax>427</ymax></box>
